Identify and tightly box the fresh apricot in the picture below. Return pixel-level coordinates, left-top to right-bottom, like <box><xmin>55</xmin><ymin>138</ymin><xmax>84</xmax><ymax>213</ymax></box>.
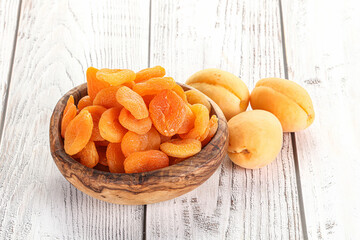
<box><xmin>106</xmin><ymin>143</ymin><xmax>125</xmax><ymax>173</ymax></box>
<box><xmin>99</xmin><ymin>107</ymin><xmax>127</xmax><ymax>142</ymax></box>
<box><xmin>135</xmin><ymin>66</ymin><xmax>166</xmax><ymax>83</ymax></box>
<box><xmin>116</xmin><ymin>86</ymin><xmax>149</xmax><ymax>119</ymax></box>
<box><xmin>160</xmin><ymin>138</ymin><xmax>201</xmax><ymax>158</ymax></box>
<box><xmin>124</xmin><ymin>150</ymin><xmax>169</xmax><ymax>173</ymax></box>
<box><xmin>118</xmin><ymin>108</ymin><xmax>152</xmax><ymax>135</ymax></box>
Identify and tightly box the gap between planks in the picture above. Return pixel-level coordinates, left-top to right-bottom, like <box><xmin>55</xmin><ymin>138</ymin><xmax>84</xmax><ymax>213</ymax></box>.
<box><xmin>278</xmin><ymin>0</ymin><xmax>308</xmax><ymax>238</ymax></box>
<box><xmin>0</xmin><ymin>0</ymin><xmax>22</xmax><ymax>145</ymax></box>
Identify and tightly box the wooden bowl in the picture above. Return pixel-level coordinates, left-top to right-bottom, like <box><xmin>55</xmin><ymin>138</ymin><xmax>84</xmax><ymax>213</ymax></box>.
<box><xmin>49</xmin><ymin>83</ymin><xmax>228</xmax><ymax>205</ymax></box>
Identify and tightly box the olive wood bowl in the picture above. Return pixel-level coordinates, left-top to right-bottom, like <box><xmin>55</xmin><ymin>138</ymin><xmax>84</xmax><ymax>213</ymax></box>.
<box><xmin>49</xmin><ymin>83</ymin><xmax>228</xmax><ymax>205</ymax></box>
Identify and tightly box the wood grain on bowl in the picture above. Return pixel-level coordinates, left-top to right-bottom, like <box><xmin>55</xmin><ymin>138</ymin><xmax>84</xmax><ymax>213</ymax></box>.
<box><xmin>49</xmin><ymin>83</ymin><xmax>228</xmax><ymax>205</ymax></box>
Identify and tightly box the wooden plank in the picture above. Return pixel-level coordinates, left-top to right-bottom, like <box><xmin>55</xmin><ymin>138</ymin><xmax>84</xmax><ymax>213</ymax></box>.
<box><xmin>0</xmin><ymin>0</ymin><xmax>20</xmax><ymax>138</ymax></box>
<box><xmin>146</xmin><ymin>0</ymin><xmax>303</xmax><ymax>239</ymax></box>
<box><xmin>281</xmin><ymin>0</ymin><xmax>360</xmax><ymax>239</ymax></box>
<box><xmin>0</xmin><ymin>0</ymin><xmax>149</xmax><ymax>239</ymax></box>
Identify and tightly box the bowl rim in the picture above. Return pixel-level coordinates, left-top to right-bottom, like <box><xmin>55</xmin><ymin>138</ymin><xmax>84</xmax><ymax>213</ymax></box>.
<box><xmin>49</xmin><ymin>82</ymin><xmax>228</xmax><ymax>185</ymax></box>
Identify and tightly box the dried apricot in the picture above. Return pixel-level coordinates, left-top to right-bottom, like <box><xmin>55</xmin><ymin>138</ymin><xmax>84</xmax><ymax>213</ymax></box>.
<box><xmin>64</xmin><ymin>110</ymin><xmax>93</xmax><ymax>155</ymax></box>
<box><xmin>97</xmin><ymin>146</ymin><xmax>108</xmax><ymax>166</ymax></box>
<box><xmin>106</xmin><ymin>143</ymin><xmax>125</xmax><ymax>173</ymax></box>
<box><xmin>99</xmin><ymin>107</ymin><xmax>127</xmax><ymax>142</ymax></box>
<box><xmin>160</xmin><ymin>139</ymin><xmax>201</xmax><ymax>158</ymax></box>
<box><xmin>116</xmin><ymin>86</ymin><xmax>149</xmax><ymax>119</ymax></box>
<box><xmin>95</xmin><ymin>140</ymin><xmax>109</xmax><ymax>147</ymax></box>
<box><xmin>201</xmin><ymin>115</ymin><xmax>218</xmax><ymax>146</ymax></box>
<box><xmin>145</xmin><ymin>127</ymin><xmax>161</xmax><ymax>150</ymax></box>
<box><xmin>122</xmin><ymin>80</ymin><xmax>135</xmax><ymax>89</ymax></box>
<box><xmin>185</xmin><ymin>90</ymin><xmax>211</xmax><ymax>112</ymax></box>
<box><xmin>124</xmin><ymin>150</ymin><xmax>169</xmax><ymax>173</ymax></box>
<box><xmin>61</xmin><ymin>95</ymin><xmax>77</xmax><ymax>137</ymax></box>
<box><xmin>96</xmin><ymin>68</ymin><xmax>136</xmax><ymax>86</ymax></box>
<box><xmin>121</xmin><ymin>131</ymin><xmax>148</xmax><ymax>157</ymax></box>
<box><xmin>142</xmin><ymin>95</ymin><xmax>155</xmax><ymax>107</ymax></box>
<box><xmin>78</xmin><ymin>95</ymin><xmax>93</xmax><ymax>111</ymax></box>
<box><xmin>177</xmin><ymin>104</ymin><xmax>195</xmax><ymax>134</ymax></box>
<box><xmin>133</xmin><ymin>77</ymin><xmax>176</xmax><ymax>96</ymax></box>
<box><xmin>160</xmin><ymin>134</ymin><xmax>172</xmax><ymax>143</ymax></box>
<box><xmin>135</xmin><ymin>66</ymin><xmax>166</xmax><ymax>83</ymax></box>
<box><xmin>82</xmin><ymin>105</ymin><xmax>107</xmax><ymax>141</ymax></box>
<box><xmin>172</xmin><ymin>84</ymin><xmax>187</xmax><ymax>102</ymax></box>
<box><xmin>180</xmin><ymin>104</ymin><xmax>209</xmax><ymax>140</ymax></box>
<box><xmin>87</xmin><ymin>67</ymin><xmax>110</xmax><ymax>100</ymax></box>
<box><xmin>149</xmin><ymin>89</ymin><xmax>186</xmax><ymax>136</ymax></box>
<box><xmin>78</xmin><ymin>141</ymin><xmax>99</xmax><ymax>168</ymax></box>
<box><xmin>118</xmin><ymin>108</ymin><xmax>152</xmax><ymax>135</ymax></box>
<box><xmin>94</xmin><ymin>164</ymin><xmax>110</xmax><ymax>172</ymax></box>
<box><xmin>93</xmin><ymin>86</ymin><xmax>123</xmax><ymax>108</ymax></box>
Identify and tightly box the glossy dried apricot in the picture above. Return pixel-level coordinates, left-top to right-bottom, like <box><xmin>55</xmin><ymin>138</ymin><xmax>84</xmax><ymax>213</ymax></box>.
<box><xmin>177</xmin><ymin>104</ymin><xmax>195</xmax><ymax>134</ymax></box>
<box><xmin>61</xmin><ymin>95</ymin><xmax>77</xmax><ymax>137</ymax></box>
<box><xmin>96</xmin><ymin>68</ymin><xmax>136</xmax><ymax>86</ymax></box>
<box><xmin>145</xmin><ymin>127</ymin><xmax>161</xmax><ymax>150</ymax></box>
<box><xmin>133</xmin><ymin>77</ymin><xmax>176</xmax><ymax>96</ymax></box>
<box><xmin>201</xmin><ymin>115</ymin><xmax>218</xmax><ymax>146</ymax></box>
<box><xmin>106</xmin><ymin>143</ymin><xmax>125</xmax><ymax>173</ymax></box>
<box><xmin>172</xmin><ymin>84</ymin><xmax>187</xmax><ymax>102</ymax></box>
<box><xmin>116</xmin><ymin>86</ymin><xmax>149</xmax><ymax>119</ymax></box>
<box><xmin>185</xmin><ymin>89</ymin><xmax>211</xmax><ymax>112</ymax></box>
<box><xmin>87</xmin><ymin>67</ymin><xmax>110</xmax><ymax>100</ymax></box>
<box><xmin>99</xmin><ymin>107</ymin><xmax>127</xmax><ymax>142</ymax></box>
<box><xmin>121</xmin><ymin>131</ymin><xmax>148</xmax><ymax>157</ymax></box>
<box><xmin>118</xmin><ymin>108</ymin><xmax>152</xmax><ymax>135</ymax></box>
<box><xmin>78</xmin><ymin>95</ymin><xmax>93</xmax><ymax>111</ymax></box>
<box><xmin>149</xmin><ymin>89</ymin><xmax>186</xmax><ymax>136</ymax></box>
<box><xmin>160</xmin><ymin>139</ymin><xmax>201</xmax><ymax>158</ymax></box>
<box><xmin>180</xmin><ymin>104</ymin><xmax>209</xmax><ymax>140</ymax></box>
<box><xmin>82</xmin><ymin>105</ymin><xmax>107</xmax><ymax>141</ymax></box>
<box><xmin>97</xmin><ymin>146</ymin><xmax>108</xmax><ymax>166</ymax></box>
<box><xmin>93</xmin><ymin>86</ymin><xmax>123</xmax><ymax>108</ymax></box>
<box><xmin>135</xmin><ymin>66</ymin><xmax>166</xmax><ymax>83</ymax></box>
<box><xmin>64</xmin><ymin>110</ymin><xmax>93</xmax><ymax>155</ymax></box>
<box><xmin>79</xmin><ymin>141</ymin><xmax>99</xmax><ymax>168</ymax></box>
<box><xmin>124</xmin><ymin>150</ymin><xmax>169</xmax><ymax>173</ymax></box>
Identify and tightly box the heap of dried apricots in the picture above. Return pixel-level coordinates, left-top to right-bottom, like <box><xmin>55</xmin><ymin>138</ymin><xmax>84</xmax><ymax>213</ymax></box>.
<box><xmin>61</xmin><ymin>66</ymin><xmax>218</xmax><ymax>173</ymax></box>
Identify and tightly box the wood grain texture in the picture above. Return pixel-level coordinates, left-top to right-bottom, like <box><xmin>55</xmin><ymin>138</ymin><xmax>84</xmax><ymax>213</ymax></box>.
<box><xmin>0</xmin><ymin>0</ymin><xmax>149</xmax><ymax>239</ymax></box>
<box><xmin>49</xmin><ymin>83</ymin><xmax>228</xmax><ymax>205</ymax></box>
<box><xmin>146</xmin><ymin>0</ymin><xmax>303</xmax><ymax>239</ymax></box>
<box><xmin>0</xmin><ymin>0</ymin><xmax>20</xmax><ymax>137</ymax></box>
<box><xmin>281</xmin><ymin>0</ymin><xmax>360</xmax><ymax>239</ymax></box>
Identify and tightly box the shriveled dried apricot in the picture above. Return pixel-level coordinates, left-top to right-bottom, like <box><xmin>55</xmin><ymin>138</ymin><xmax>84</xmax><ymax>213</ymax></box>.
<box><xmin>142</xmin><ymin>95</ymin><xmax>155</xmax><ymax>107</ymax></box>
<box><xmin>99</xmin><ymin>107</ymin><xmax>127</xmax><ymax>142</ymax></box>
<box><xmin>78</xmin><ymin>95</ymin><xmax>93</xmax><ymax>111</ymax></box>
<box><xmin>64</xmin><ymin>110</ymin><xmax>93</xmax><ymax>155</ymax></box>
<box><xmin>93</xmin><ymin>86</ymin><xmax>123</xmax><ymax>108</ymax></box>
<box><xmin>145</xmin><ymin>127</ymin><xmax>161</xmax><ymax>150</ymax></box>
<box><xmin>106</xmin><ymin>143</ymin><xmax>125</xmax><ymax>173</ymax></box>
<box><xmin>133</xmin><ymin>77</ymin><xmax>176</xmax><ymax>96</ymax></box>
<box><xmin>135</xmin><ymin>66</ymin><xmax>166</xmax><ymax>83</ymax></box>
<box><xmin>61</xmin><ymin>95</ymin><xmax>77</xmax><ymax>137</ymax></box>
<box><xmin>172</xmin><ymin>84</ymin><xmax>187</xmax><ymax>102</ymax></box>
<box><xmin>180</xmin><ymin>104</ymin><xmax>209</xmax><ymax>140</ymax></box>
<box><xmin>201</xmin><ymin>115</ymin><xmax>218</xmax><ymax>146</ymax></box>
<box><xmin>95</xmin><ymin>140</ymin><xmax>109</xmax><ymax>147</ymax></box>
<box><xmin>118</xmin><ymin>108</ymin><xmax>152</xmax><ymax>135</ymax></box>
<box><xmin>82</xmin><ymin>105</ymin><xmax>107</xmax><ymax>141</ymax></box>
<box><xmin>87</xmin><ymin>67</ymin><xmax>110</xmax><ymax>100</ymax></box>
<box><xmin>96</xmin><ymin>68</ymin><xmax>136</xmax><ymax>86</ymax></box>
<box><xmin>116</xmin><ymin>86</ymin><xmax>148</xmax><ymax>119</ymax></box>
<box><xmin>79</xmin><ymin>141</ymin><xmax>99</xmax><ymax>168</ymax></box>
<box><xmin>124</xmin><ymin>150</ymin><xmax>169</xmax><ymax>173</ymax></box>
<box><xmin>121</xmin><ymin>131</ymin><xmax>148</xmax><ymax>157</ymax></box>
<box><xmin>97</xmin><ymin>146</ymin><xmax>108</xmax><ymax>166</ymax></box>
<box><xmin>160</xmin><ymin>134</ymin><xmax>172</xmax><ymax>143</ymax></box>
<box><xmin>122</xmin><ymin>80</ymin><xmax>135</xmax><ymax>89</ymax></box>
<box><xmin>160</xmin><ymin>138</ymin><xmax>201</xmax><ymax>158</ymax></box>
<box><xmin>185</xmin><ymin>89</ymin><xmax>211</xmax><ymax>112</ymax></box>
<box><xmin>177</xmin><ymin>104</ymin><xmax>195</xmax><ymax>134</ymax></box>
<box><xmin>149</xmin><ymin>89</ymin><xmax>186</xmax><ymax>136</ymax></box>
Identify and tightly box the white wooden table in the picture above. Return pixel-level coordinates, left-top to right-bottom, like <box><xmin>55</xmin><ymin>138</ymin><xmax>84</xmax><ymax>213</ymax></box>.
<box><xmin>0</xmin><ymin>0</ymin><xmax>359</xmax><ymax>239</ymax></box>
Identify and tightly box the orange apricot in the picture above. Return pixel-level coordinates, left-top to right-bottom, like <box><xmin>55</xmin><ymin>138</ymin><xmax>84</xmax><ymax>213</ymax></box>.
<box><xmin>96</xmin><ymin>68</ymin><xmax>136</xmax><ymax>86</ymax></box>
<box><xmin>177</xmin><ymin>104</ymin><xmax>195</xmax><ymax>134</ymax></box>
<box><xmin>160</xmin><ymin>134</ymin><xmax>172</xmax><ymax>143</ymax></box>
<box><xmin>97</xmin><ymin>146</ymin><xmax>108</xmax><ymax>166</ymax></box>
<box><xmin>106</xmin><ymin>143</ymin><xmax>125</xmax><ymax>173</ymax></box>
<box><xmin>87</xmin><ymin>67</ymin><xmax>110</xmax><ymax>100</ymax></box>
<box><xmin>79</xmin><ymin>141</ymin><xmax>99</xmax><ymax>168</ymax></box>
<box><xmin>145</xmin><ymin>127</ymin><xmax>161</xmax><ymax>150</ymax></box>
<box><xmin>82</xmin><ymin>105</ymin><xmax>107</xmax><ymax>141</ymax></box>
<box><xmin>160</xmin><ymin>138</ymin><xmax>201</xmax><ymax>158</ymax></box>
<box><xmin>124</xmin><ymin>150</ymin><xmax>169</xmax><ymax>173</ymax></box>
<box><xmin>98</xmin><ymin>107</ymin><xmax>127</xmax><ymax>143</ymax></box>
<box><xmin>185</xmin><ymin>89</ymin><xmax>211</xmax><ymax>111</ymax></box>
<box><xmin>78</xmin><ymin>95</ymin><xmax>93</xmax><ymax>111</ymax></box>
<box><xmin>201</xmin><ymin>115</ymin><xmax>218</xmax><ymax>146</ymax></box>
<box><xmin>61</xmin><ymin>95</ymin><xmax>77</xmax><ymax>137</ymax></box>
<box><xmin>64</xmin><ymin>110</ymin><xmax>93</xmax><ymax>155</ymax></box>
<box><xmin>172</xmin><ymin>84</ymin><xmax>187</xmax><ymax>102</ymax></box>
<box><xmin>149</xmin><ymin>89</ymin><xmax>186</xmax><ymax>136</ymax></box>
<box><xmin>135</xmin><ymin>66</ymin><xmax>166</xmax><ymax>83</ymax></box>
<box><xmin>133</xmin><ymin>77</ymin><xmax>176</xmax><ymax>96</ymax></box>
<box><xmin>121</xmin><ymin>131</ymin><xmax>148</xmax><ymax>157</ymax></box>
<box><xmin>116</xmin><ymin>86</ymin><xmax>149</xmax><ymax>119</ymax></box>
<box><xmin>118</xmin><ymin>108</ymin><xmax>152</xmax><ymax>135</ymax></box>
<box><xmin>180</xmin><ymin>104</ymin><xmax>209</xmax><ymax>140</ymax></box>
<box><xmin>93</xmin><ymin>86</ymin><xmax>123</xmax><ymax>108</ymax></box>
<box><xmin>95</xmin><ymin>140</ymin><xmax>109</xmax><ymax>147</ymax></box>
